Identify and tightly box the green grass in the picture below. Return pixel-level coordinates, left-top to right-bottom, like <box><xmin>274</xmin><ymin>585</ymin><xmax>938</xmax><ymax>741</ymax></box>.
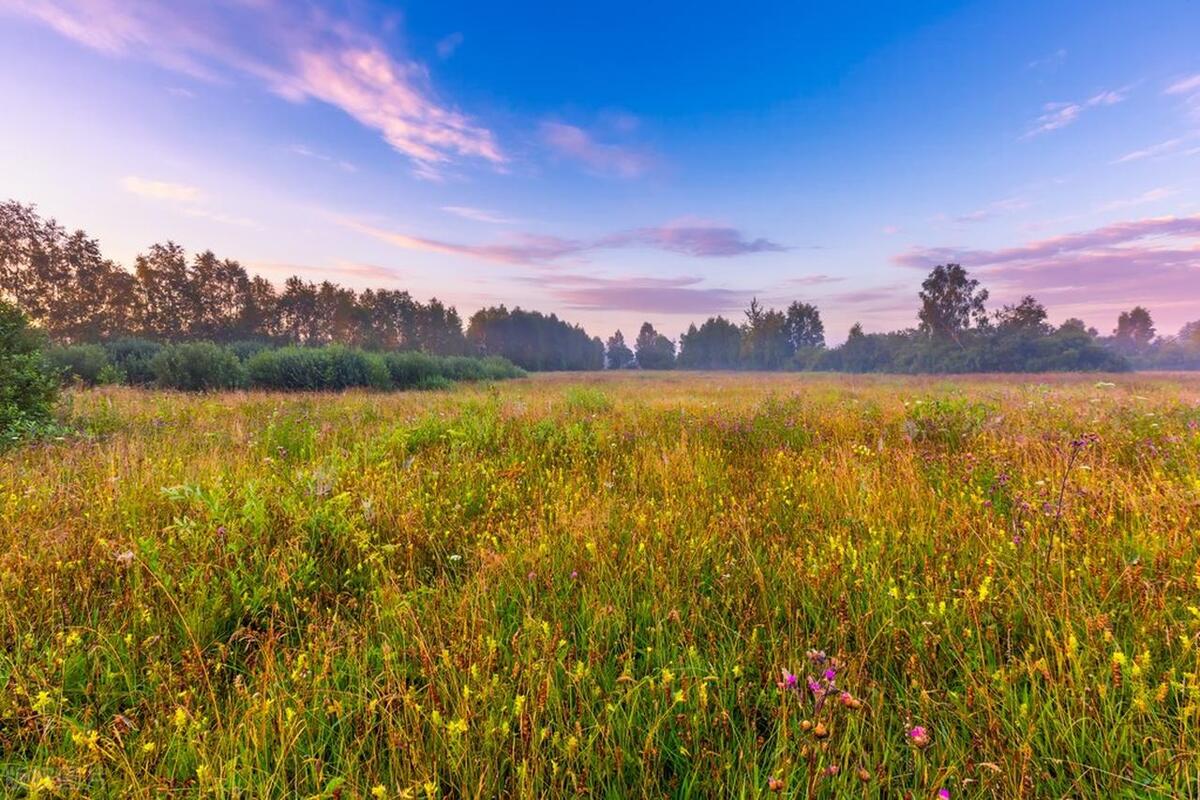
<box><xmin>1</xmin><ymin>372</ymin><xmax>1198</xmax><ymax>798</ymax></box>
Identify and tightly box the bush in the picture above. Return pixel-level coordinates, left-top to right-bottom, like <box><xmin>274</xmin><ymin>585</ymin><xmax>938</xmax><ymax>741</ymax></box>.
<box><xmin>104</xmin><ymin>338</ymin><xmax>163</xmax><ymax>385</ymax></box>
<box><xmin>228</xmin><ymin>339</ymin><xmax>273</xmax><ymax>362</ymax></box>
<box><xmin>246</xmin><ymin>346</ymin><xmax>390</xmax><ymax>391</ymax></box>
<box><xmin>0</xmin><ymin>302</ymin><xmax>58</xmax><ymax>442</ymax></box>
<box><xmin>45</xmin><ymin>343</ymin><xmax>116</xmax><ymax>386</ymax></box>
<box><xmin>151</xmin><ymin>342</ymin><xmax>246</xmax><ymax>391</ymax></box>
<box><xmin>383</xmin><ymin>351</ymin><xmax>442</xmax><ymax>389</ymax></box>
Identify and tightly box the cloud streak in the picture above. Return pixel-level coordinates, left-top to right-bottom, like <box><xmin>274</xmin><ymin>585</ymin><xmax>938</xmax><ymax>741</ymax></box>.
<box><xmin>1021</xmin><ymin>88</ymin><xmax>1128</xmax><ymax>139</ymax></box>
<box><xmin>893</xmin><ymin>214</ymin><xmax>1200</xmax><ymax>312</ymax></box>
<box><xmin>527</xmin><ymin>274</ymin><xmax>754</xmax><ymax>314</ymax></box>
<box><xmin>122</xmin><ymin>175</ymin><xmax>203</xmax><ymax>202</ymax></box>
<box><xmin>4</xmin><ymin>0</ymin><xmax>503</xmax><ymax>178</ymax></box>
<box><xmin>540</xmin><ymin>121</ymin><xmax>653</xmax><ymax>178</ymax></box>
<box><xmin>343</xmin><ymin>218</ymin><xmax>786</xmax><ymax>265</ymax></box>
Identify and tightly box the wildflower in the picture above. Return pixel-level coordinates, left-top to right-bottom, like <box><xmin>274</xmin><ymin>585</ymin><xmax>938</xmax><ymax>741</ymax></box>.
<box><xmin>570</xmin><ymin>570</ymin><xmax>578</xmax><ymax>579</ymax></box>
<box><xmin>907</xmin><ymin>725</ymin><xmax>931</xmax><ymax>748</ymax></box>
<box><xmin>823</xmin><ymin>667</ymin><xmax>837</xmax><ymax>682</ymax></box>
<box><xmin>661</xmin><ymin>668</ymin><xmax>675</xmax><ymax>685</ymax></box>
<box><xmin>172</xmin><ymin>706</ymin><xmax>189</xmax><ymax>729</ymax></box>
<box><xmin>142</xmin><ymin>741</ymin><xmax>156</xmax><ymax>753</ymax></box>
<box><xmin>939</xmin><ymin>790</ymin><xmax>951</xmax><ymax>800</ymax></box>
<box><xmin>839</xmin><ymin>691</ymin><xmax>862</xmax><ymax>710</ymax></box>
<box><xmin>777</xmin><ymin>669</ymin><xmax>798</xmax><ymax>690</ymax></box>
<box><xmin>371</xmin><ymin>786</ymin><xmax>388</xmax><ymax>799</ymax></box>
<box><xmin>857</xmin><ymin>767</ymin><xmax>871</xmax><ymax>782</ymax></box>
<box><xmin>813</xmin><ymin>721</ymin><xmax>829</xmax><ymax>739</ymax></box>
<box><xmin>767</xmin><ymin>776</ymin><xmax>785</xmax><ymax>792</ymax></box>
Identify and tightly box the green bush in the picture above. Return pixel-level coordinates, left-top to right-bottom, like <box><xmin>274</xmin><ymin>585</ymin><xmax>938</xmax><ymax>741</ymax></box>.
<box><xmin>246</xmin><ymin>346</ymin><xmax>390</xmax><ymax>391</ymax></box>
<box><xmin>383</xmin><ymin>351</ymin><xmax>441</xmax><ymax>389</ymax></box>
<box><xmin>45</xmin><ymin>343</ymin><xmax>116</xmax><ymax>386</ymax></box>
<box><xmin>104</xmin><ymin>338</ymin><xmax>163</xmax><ymax>385</ymax></box>
<box><xmin>151</xmin><ymin>342</ymin><xmax>246</xmax><ymax>391</ymax></box>
<box><xmin>0</xmin><ymin>302</ymin><xmax>59</xmax><ymax>443</ymax></box>
<box><xmin>228</xmin><ymin>339</ymin><xmax>273</xmax><ymax>362</ymax></box>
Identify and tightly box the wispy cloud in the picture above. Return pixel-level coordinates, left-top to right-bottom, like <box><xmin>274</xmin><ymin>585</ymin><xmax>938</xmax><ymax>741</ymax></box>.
<box><xmin>4</xmin><ymin>1</ymin><xmax>503</xmax><ymax>178</ymax></box>
<box><xmin>1166</xmin><ymin>74</ymin><xmax>1200</xmax><ymax>96</ymax></box>
<box><xmin>540</xmin><ymin>121</ymin><xmax>653</xmax><ymax>178</ymax></box>
<box><xmin>1095</xmin><ymin>187</ymin><xmax>1179</xmax><ymax>213</ymax></box>
<box><xmin>1026</xmin><ymin>48</ymin><xmax>1067</xmax><ymax>71</ymax></box>
<box><xmin>893</xmin><ymin>214</ymin><xmax>1200</xmax><ymax>312</ymax></box>
<box><xmin>528</xmin><ymin>273</ymin><xmax>754</xmax><ymax>314</ymax></box>
<box><xmin>946</xmin><ymin>196</ymin><xmax>1032</xmax><ymax>224</ymax></box>
<box><xmin>1021</xmin><ymin>88</ymin><xmax>1129</xmax><ymax>139</ymax></box>
<box><xmin>342</xmin><ymin>217</ymin><xmax>786</xmax><ymax>265</ymax></box>
<box><xmin>1166</xmin><ymin>73</ymin><xmax>1200</xmax><ymax>120</ymax></box>
<box><xmin>441</xmin><ymin>206</ymin><xmax>520</xmax><ymax>224</ymax></box>
<box><xmin>1111</xmin><ymin>135</ymin><xmax>1200</xmax><ymax>164</ymax></box>
<box><xmin>253</xmin><ymin>259</ymin><xmax>403</xmax><ymax>283</ymax></box>
<box><xmin>121</xmin><ymin>175</ymin><xmax>203</xmax><ymax>203</ymax></box>
<box><xmin>436</xmin><ymin>32</ymin><xmax>463</xmax><ymax>60</ymax></box>
<box><xmin>122</xmin><ymin>175</ymin><xmax>258</xmax><ymax>227</ymax></box>
<box><xmin>289</xmin><ymin>144</ymin><xmax>357</xmax><ymax>172</ymax></box>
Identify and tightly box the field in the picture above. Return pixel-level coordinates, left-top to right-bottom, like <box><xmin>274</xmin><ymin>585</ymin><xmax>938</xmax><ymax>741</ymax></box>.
<box><xmin>2</xmin><ymin>372</ymin><xmax>1200</xmax><ymax>798</ymax></box>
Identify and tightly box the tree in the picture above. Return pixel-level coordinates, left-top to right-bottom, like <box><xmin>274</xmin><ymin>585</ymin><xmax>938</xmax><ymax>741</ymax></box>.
<box><xmin>1113</xmin><ymin>306</ymin><xmax>1155</xmax><ymax>353</ymax></box>
<box><xmin>605</xmin><ymin>330</ymin><xmax>634</xmax><ymax>369</ymax></box>
<box><xmin>994</xmin><ymin>295</ymin><xmax>1049</xmax><ymax>334</ymax></box>
<box><xmin>917</xmin><ymin>263</ymin><xmax>989</xmax><ymax>343</ymax></box>
<box><xmin>741</xmin><ymin>298</ymin><xmax>791</xmax><ymax>369</ymax></box>
<box><xmin>784</xmin><ymin>301</ymin><xmax>825</xmax><ymax>350</ymax></box>
<box><xmin>467</xmin><ymin>306</ymin><xmax>602</xmax><ymax>370</ymax></box>
<box><xmin>678</xmin><ymin>316</ymin><xmax>742</xmax><ymax>369</ymax></box>
<box><xmin>634</xmin><ymin>322</ymin><xmax>675</xmax><ymax>369</ymax></box>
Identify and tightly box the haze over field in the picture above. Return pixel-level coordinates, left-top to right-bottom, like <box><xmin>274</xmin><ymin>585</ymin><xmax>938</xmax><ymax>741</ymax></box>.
<box><xmin>2</xmin><ymin>0</ymin><xmax>1198</xmax><ymax>341</ymax></box>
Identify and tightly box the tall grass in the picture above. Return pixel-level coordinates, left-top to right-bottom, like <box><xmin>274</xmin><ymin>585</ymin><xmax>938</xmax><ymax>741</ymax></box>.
<box><xmin>1</xmin><ymin>372</ymin><xmax>1198</xmax><ymax>797</ymax></box>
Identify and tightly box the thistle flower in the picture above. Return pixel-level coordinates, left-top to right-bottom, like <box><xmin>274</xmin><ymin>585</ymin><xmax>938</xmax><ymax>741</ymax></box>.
<box><xmin>938</xmin><ymin>789</ymin><xmax>951</xmax><ymax>800</ymax></box>
<box><xmin>777</xmin><ymin>669</ymin><xmax>799</xmax><ymax>690</ymax></box>
<box><xmin>907</xmin><ymin>725</ymin><xmax>930</xmax><ymax>748</ymax></box>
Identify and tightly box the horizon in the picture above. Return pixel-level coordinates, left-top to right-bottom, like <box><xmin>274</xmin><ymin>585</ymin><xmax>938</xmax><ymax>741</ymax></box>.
<box><xmin>2</xmin><ymin>1</ymin><xmax>1198</xmax><ymax>343</ymax></box>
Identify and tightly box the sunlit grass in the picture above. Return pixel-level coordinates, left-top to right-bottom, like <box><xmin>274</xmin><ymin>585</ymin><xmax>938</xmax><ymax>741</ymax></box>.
<box><xmin>1</xmin><ymin>372</ymin><xmax>1199</xmax><ymax>797</ymax></box>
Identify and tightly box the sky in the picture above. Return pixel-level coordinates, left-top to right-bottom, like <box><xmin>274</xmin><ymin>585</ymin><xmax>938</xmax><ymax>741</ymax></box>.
<box><xmin>1</xmin><ymin>0</ymin><xmax>1198</xmax><ymax>342</ymax></box>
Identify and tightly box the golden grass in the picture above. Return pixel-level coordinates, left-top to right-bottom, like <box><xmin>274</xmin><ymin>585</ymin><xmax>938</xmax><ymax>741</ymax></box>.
<box><xmin>2</xmin><ymin>372</ymin><xmax>1199</xmax><ymax>797</ymax></box>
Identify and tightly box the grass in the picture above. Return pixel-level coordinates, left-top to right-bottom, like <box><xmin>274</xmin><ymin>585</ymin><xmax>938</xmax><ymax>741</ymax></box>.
<box><xmin>1</xmin><ymin>372</ymin><xmax>1199</xmax><ymax>798</ymax></box>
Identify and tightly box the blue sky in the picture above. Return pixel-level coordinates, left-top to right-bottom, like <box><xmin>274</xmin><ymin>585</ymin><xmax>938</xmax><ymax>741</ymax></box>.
<box><xmin>1</xmin><ymin>0</ymin><xmax>1198</xmax><ymax>341</ymax></box>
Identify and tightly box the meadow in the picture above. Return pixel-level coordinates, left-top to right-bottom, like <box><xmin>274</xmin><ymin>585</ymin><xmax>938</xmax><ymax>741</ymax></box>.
<box><xmin>2</xmin><ymin>372</ymin><xmax>1199</xmax><ymax>798</ymax></box>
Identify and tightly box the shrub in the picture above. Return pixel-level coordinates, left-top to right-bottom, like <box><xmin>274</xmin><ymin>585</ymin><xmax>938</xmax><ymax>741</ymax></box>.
<box><xmin>0</xmin><ymin>301</ymin><xmax>59</xmax><ymax>443</ymax></box>
<box><xmin>246</xmin><ymin>346</ymin><xmax>390</xmax><ymax>391</ymax></box>
<box><xmin>383</xmin><ymin>351</ymin><xmax>441</xmax><ymax>389</ymax></box>
<box><xmin>104</xmin><ymin>338</ymin><xmax>163</xmax><ymax>385</ymax></box>
<box><xmin>44</xmin><ymin>343</ymin><xmax>115</xmax><ymax>385</ymax></box>
<box><xmin>228</xmin><ymin>339</ymin><xmax>273</xmax><ymax>362</ymax></box>
<box><xmin>151</xmin><ymin>342</ymin><xmax>246</xmax><ymax>391</ymax></box>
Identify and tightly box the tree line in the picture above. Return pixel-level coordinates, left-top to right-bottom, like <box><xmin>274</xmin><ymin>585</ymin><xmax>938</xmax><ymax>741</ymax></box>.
<box><xmin>3</xmin><ymin>199</ymin><xmax>1197</xmax><ymax>373</ymax></box>
<box><xmin>609</xmin><ymin>264</ymin><xmax>1199</xmax><ymax>372</ymax></box>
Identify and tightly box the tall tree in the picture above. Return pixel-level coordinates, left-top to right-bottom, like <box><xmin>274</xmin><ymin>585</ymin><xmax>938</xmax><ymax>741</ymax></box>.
<box><xmin>678</xmin><ymin>316</ymin><xmax>742</xmax><ymax>369</ymax></box>
<box><xmin>994</xmin><ymin>295</ymin><xmax>1049</xmax><ymax>334</ymax></box>
<box><xmin>134</xmin><ymin>242</ymin><xmax>199</xmax><ymax>340</ymax></box>
<box><xmin>917</xmin><ymin>263</ymin><xmax>989</xmax><ymax>343</ymax></box>
<box><xmin>605</xmin><ymin>330</ymin><xmax>634</xmax><ymax>369</ymax></box>
<box><xmin>784</xmin><ymin>301</ymin><xmax>825</xmax><ymax>350</ymax></box>
<box><xmin>1113</xmin><ymin>306</ymin><xmax>1156</xmax><ymax>353</ymax></box>
<box><xmin>634</xmin><ymin>322</ymin><xmax>675</xmax><ymax>370</ymax></box>
<box><xmin>741</xmin><ymin>298</ymin><xmax>791</xmax><ymax>369</ymax></box>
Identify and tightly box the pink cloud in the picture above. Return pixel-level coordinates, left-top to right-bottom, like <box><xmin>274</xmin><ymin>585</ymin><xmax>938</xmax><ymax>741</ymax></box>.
<box><xmin>892</xmin><ymin>214</ymin><xmax>1200</xmax><ymax>324</ymax></box>
<box><xmin>342</xmin><ymin>218</ymin><xmax>786</xmax><ymax>264</ymax></box>
<box><xmin>2</xmin><ymin>0</ymin><xmax>502</xmax><ymax>177</ymax></box>
<box><xmin>540</xmin><ymin>121</ymin><xmax>653</xmax><ymax>178</ymax></box>
<box><xmin>522</xmin><ymin>274</ymin><xmax>753</xmax><ymax>314</ymax></box>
